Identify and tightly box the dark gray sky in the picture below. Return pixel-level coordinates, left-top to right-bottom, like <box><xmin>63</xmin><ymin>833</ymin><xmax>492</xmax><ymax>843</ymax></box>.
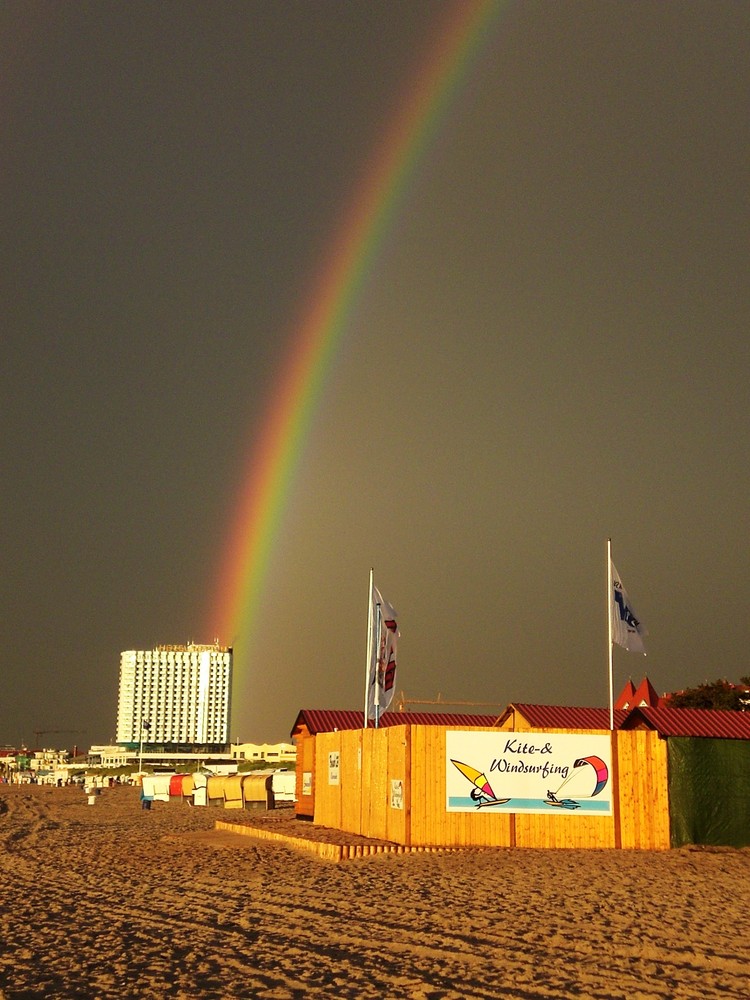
<box><xmin>2</xmin><ymin>1</ymin><xmax>748</xmax><ymax>748</ymax></box>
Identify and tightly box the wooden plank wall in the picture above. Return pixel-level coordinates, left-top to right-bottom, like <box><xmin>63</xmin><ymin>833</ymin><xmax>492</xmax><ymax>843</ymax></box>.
<box><xmin>385</xmin><ymin>725</ymin><xmax>409</xmax><ymax>845</ymax></box>
<box><xmin>410</xmin><ymin>726</ymin><xmax>515</xmax><ymax>848</ymax></box>
<box><xmin>313</xmin><ymin>731</ymin><xmax>342</xmax><ymax>832</ymax></box>
<box><xmin>615</xmin><ymin>729</ymin><xmax>670</xmax><ymax>850</ymax></box>
<box><xmin>340</xmin><ymin>729</ymin><xmax>363</xmax><ymax>836</ymax></box>
<box><xmin>295</xmin><ymin>735</ymin><xmax>315</xmax><ymax>819</ymax></box>
<box><xmin>509</xmin><ymin>728</ymin><xmax>617</xmax><ymax>850</ymax></box>
<box><xmin>309</xmin><ymin>724</ymin><xmax>671</xmax><ymax>850</ymax></box>
<box><xmin>312</xmin><ymin>727</ymin><xmax>410</xmax><ymax>841</ymax></box>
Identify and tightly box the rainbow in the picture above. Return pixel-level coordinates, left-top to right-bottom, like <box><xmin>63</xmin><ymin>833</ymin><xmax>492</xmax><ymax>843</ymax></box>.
<box><xmin>208</xmin><ymin>2</ymin><xmax>504</xmax><ymax>709</ymax></box>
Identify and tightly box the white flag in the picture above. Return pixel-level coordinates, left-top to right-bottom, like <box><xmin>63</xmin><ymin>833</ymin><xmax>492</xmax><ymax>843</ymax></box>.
<box><xmin>610</xmin><ymin>560</ymin><xmax>647</xmax><ymax>655</ymax></box>
<box><xmin>366</xmin><ymin>583</ymin><xmax>399</xmax><ymax>721</ymax></box>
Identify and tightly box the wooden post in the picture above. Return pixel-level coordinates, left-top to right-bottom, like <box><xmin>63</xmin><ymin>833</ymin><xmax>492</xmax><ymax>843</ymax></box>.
<box><xmin>610</xmin><ymin>729</ymin><xmax>622</xmax><ymax>849</ymax></box>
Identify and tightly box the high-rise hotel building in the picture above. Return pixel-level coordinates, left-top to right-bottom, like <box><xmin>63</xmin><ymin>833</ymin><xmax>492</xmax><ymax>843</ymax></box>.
<box><xmin>116</xmin><ymin>643</ymin><xmax>232</xmax><ymax>748</ymax></box>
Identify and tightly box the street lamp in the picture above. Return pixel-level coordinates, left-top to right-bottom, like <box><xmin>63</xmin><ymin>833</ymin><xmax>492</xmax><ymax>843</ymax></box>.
<box><xmin>138</xmin><ymin>718</ymin><xmax>151</xmax><ymax>775</ymax></box>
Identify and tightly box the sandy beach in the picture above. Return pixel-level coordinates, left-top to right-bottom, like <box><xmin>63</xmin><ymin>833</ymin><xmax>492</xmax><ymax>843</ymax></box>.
<box><xmin>1</xmin><ymin>783</ymin><xmax>749</xmax><ymax>999</ymax></box>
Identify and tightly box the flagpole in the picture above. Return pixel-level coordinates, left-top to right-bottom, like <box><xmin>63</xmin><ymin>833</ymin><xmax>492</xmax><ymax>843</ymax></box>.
<box><xmin>607</xmin><ymin>538</ymin><xmax>614</xmax><ymax>731</ymax></box>
<box><xmin>364</xmin><ymin>568</ymin><xmax>374</xmax><ymax>728</ymax></box>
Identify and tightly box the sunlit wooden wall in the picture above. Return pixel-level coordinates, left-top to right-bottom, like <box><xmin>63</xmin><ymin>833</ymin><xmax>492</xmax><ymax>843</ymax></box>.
<box><xmin>308</xmin><ymin>725</ymin><xmax>670</xmax><ymax>850</ymax></box>
<box><xmin>295</xmin><ymin>735</ymin><xmax>316</xmax><ymax>818</ymax></box>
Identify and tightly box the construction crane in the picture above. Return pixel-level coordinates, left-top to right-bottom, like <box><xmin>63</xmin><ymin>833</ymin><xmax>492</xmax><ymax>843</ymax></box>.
<box><xmin>394</xmin><ymin>692</ymin><xmax>503</xmax><ymax>713</ymax></box>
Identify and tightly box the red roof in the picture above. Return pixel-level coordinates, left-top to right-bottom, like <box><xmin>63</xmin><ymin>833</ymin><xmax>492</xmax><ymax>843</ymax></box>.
<box><xmin>614</xmin><ymin>679</ymin><xmax>636</xmax><ymax>710</ymax></box>
<box><xmin>291</xmin><ymin>709</ymin><xmax>502</xmax><ymax>737</ymax></box>
<box><xmin>632</xmin><ymin>677</ymin><xmax>663</xmax><ymax>708</ymax></box>
<box><xmin>622</xmin><ymin>706</ymin><xmax>750</xmax><ymax>740</ymax></box>
<box><xmin>615</xmin><ymin>676</ymin><xmax>663</xmax><ymax>710</ymax></box>
<box><xmin>291</xmin><ymin>704</ymin><xmax>750</xmax><ymax>741</ymax></box>
<box><xmin>499</xmin><ymin>704</ymin><xmax>627</xmax><ymax>730</ymax></box>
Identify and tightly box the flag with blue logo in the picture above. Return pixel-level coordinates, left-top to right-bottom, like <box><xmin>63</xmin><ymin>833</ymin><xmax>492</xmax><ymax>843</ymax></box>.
<box><xmin>610</xmin><ymin>560</ymin><xmax>647</xmax><ymax>655</ymax></box>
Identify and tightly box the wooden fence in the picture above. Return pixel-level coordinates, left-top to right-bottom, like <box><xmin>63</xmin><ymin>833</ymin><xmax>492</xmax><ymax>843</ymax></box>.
<box><xmin>301</xmin><ymin>725</ymin><xmax>670</xmax><ymax>851</ymax></box>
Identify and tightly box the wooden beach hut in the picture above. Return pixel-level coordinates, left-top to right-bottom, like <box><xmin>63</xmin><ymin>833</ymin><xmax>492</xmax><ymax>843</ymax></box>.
<box><xmin>290</xmin><ymin>709</ymin><xmax>501</xmax><ymax>823</ymax></box>
<box><xmin>291</xmin><ymin>702</ymin><xmax>750</xmax><ymax>850</ymax></box>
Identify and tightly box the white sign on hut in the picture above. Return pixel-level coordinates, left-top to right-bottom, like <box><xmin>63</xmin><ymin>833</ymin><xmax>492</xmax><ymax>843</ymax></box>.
<box><xmin>446</xmin><ymin>731</ymin><xmax>613</xmax><ymax>816</ymax></box>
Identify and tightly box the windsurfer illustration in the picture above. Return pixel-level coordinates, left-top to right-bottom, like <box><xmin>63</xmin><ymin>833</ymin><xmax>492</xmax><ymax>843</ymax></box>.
<box><xmin>451</xmin><ymin>759</ymin><xmax>510</xmax><ymax>808</ymax></box>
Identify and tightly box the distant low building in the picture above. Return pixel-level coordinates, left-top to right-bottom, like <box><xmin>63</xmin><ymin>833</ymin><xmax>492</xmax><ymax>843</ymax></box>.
<box><xmin>230</xmin><ymin>741</ymin><xmax>296</xmax><ymax>765</ymax></box>
<box><xmin>88</xmin><ymin>743</ymin><xmax>237</xmax><ymax>773</ymax></box>
<box><xmin>90</xmin><ymin>745</ymin><xmax>132</xmax><ymax>768</ymax></box>
<box><xmin>29</xmin><ymin>747</ymin><xmax>71</xmax><ymax>773</ymax></box>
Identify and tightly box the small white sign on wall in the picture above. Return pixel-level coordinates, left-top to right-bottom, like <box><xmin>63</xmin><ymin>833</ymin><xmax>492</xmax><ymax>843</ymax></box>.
<box><xmin>390</xmin><ymin>778</ymin><xmax>404</xmax><ymax>810</ymax></box>
<box><xmin>328</xmin><ymin>751</ymin><xmax>340</xmax><ymax>786</ymax></box>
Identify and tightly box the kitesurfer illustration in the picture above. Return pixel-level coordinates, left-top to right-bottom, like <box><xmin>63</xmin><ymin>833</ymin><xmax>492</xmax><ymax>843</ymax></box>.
<box><xmin>545</xmin><ymin>755</ymin><xmax>608</xmax><ymax>810</ymax></box>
